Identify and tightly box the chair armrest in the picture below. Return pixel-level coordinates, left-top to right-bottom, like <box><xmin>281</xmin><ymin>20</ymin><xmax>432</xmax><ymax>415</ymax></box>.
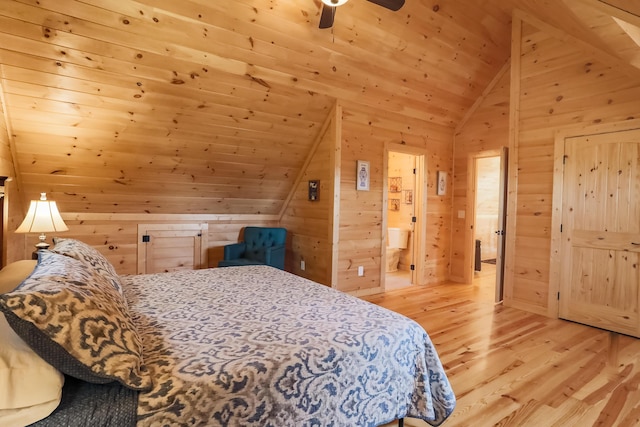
<box><xmin>224</xmin><ymin>242</ymin><xmax>246</xmax><ymax>260</ymax></box>
<box><xmin>264</xmin><ymin>244</ymin><xmax>286</xmax><ymax>270</ymax></box>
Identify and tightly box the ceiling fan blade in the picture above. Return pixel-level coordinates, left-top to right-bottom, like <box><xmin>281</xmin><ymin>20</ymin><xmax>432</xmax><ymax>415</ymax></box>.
<box><xmin>366</xmin><ymin>0</ymin><xmax>405</xmax><ymax>11</ymax></box>
<box><xmin>319</xmin><ymin>4</ymin><xmax>336</xmax><ymax>29</ymax></box>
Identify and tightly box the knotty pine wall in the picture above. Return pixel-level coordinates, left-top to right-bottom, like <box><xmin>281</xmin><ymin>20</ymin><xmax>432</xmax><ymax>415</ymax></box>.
<box><xmin>56</xmin><ymin>215</ymin><xmax>279</xmax><ymax>275</ymax></box>
<box><xmin>0</xmin><ymin>96</ymin><xmax>26</xmax><ymax>266</ymax></box>
<box><xmin>504</xmin><ymin>17</ymin><xmax>640</xmax><ymax>316</ymax></box>
<box><xmin>280</xmin><ymin>109</ymin><xmax>337</xmax><ymax>285</ymax></box>
<box><xmin>451</xmin><ymin>65</ymin><xmax>510</xmax><ymax>283</ymax></box>
<box><xmin>11</xmin><ymin>97</ymin><xmax>456</xmax><ymax>290</ymax></box>
<box><xmin>272</xmin><ymin>100</ymin><xmax>456</xmax><ymax>293</ymax></box>
<box><xmin>338</xmin><ymin>101</ymin><xmax>453</xmax><ymax>293</ymax></box>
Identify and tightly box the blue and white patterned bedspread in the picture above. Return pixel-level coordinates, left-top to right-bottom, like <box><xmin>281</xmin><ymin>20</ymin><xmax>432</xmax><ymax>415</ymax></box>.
<box><xmin>121</xmin><ymin>266</ymin><xmax>455</xmax><ymax>426</ymax></box>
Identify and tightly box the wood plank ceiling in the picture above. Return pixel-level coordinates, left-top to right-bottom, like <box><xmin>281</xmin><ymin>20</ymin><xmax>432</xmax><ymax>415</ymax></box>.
<box><xmin>0</xmin><ymin>0</ymin><xmax>638</xmax><ymax>214</ymax></box>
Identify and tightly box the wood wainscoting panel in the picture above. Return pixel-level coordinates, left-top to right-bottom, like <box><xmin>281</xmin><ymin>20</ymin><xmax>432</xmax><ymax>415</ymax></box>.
<box><xmin>137</xmin><ymin>223</ymin><xmax>208</xmax><ymax>274</ymax></box>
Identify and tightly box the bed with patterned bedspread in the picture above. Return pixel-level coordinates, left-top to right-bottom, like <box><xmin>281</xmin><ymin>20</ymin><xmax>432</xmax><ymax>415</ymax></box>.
<box><xmin>0</xmin><ymin>239</ymin><xmax>455</xmax><ymax>427</ymax></box>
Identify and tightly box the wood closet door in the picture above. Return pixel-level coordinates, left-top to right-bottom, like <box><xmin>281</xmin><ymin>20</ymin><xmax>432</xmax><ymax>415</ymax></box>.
<box><xmin>137</xmin><ymin>223</ymin><xmax>208</xmax><ymax>274</ymax></box>
<box><xmin>559</xmin><ymin>129</ymin><xmax>640</xmax><ymax>337</ymax></box>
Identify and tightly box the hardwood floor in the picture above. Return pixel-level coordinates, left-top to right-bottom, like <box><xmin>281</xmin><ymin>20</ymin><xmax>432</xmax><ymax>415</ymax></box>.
<box><xmin>385</xmin><ymin>269</ymin><xmax>412</xmax><ymax>291</ymax></box>
<box><xmin>365</xmin><ymin>265</ymin><xmax>640</xmax><ymax>427</ymax></box>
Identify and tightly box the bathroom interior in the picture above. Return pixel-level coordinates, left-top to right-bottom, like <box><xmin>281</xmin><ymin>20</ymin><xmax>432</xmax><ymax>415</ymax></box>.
<box><xmin>386</xmin><ymin>151</ymin><xmax>415</xmax><ymax>291</ymax></box>
<box><xmin>384</xmin><ymin>152</ymin><xmax>502</xmax><ymax>292</ymax></box>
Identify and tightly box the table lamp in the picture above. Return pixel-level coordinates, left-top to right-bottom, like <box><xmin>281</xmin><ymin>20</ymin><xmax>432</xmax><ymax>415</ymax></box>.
<box><xmin>15</xmin><ymin>192</ymin><xmax>69</xmax><ymax>251</ymax></box>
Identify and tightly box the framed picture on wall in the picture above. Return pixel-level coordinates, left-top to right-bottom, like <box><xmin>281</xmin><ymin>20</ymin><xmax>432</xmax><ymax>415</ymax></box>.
<box><xmin>356</xmin><ymin>160</ymin><xmax>370</xmax><ymax>191</ymax></box>
<box><xmin>389</xmin><ymin>177</ymin><xmax>402</xmax><ymax>193</ymax></box>
<box><xmin>308</xmin><ymin>180</ymin><xmax>319</xmax><ymax>201</ymax></box>
<box><xmin>437</xmin><ymin>171</ymin><xmax>447</xmax><ymax>196</ymax></box>
<box><xmin>389</xmin><ymin>199</ymin><xmax>400</xmax><ymax>211</ymax></box>
<box><xmin>404</xmin><ymin>190</ymin><xmax>413</xmax><ymax>204</ymax></box>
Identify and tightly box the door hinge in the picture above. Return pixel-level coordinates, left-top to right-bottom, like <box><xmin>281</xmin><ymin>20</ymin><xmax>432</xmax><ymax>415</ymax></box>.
<box><xmin>410</xmin><ymin>264</ymin><xmax>415</xmax><ymax>271</ymax></box>
<box><xmin>557</xmin><ymin>292</ymin><xmax>560</xmax><ymax>300</ymax></box>
<box><xmin>142</xmin><ymin>235</ymin><xmax>150</xmax><ymax>243</ymax></box>
<box><xmin>412</xmin><ymin>216</ymin><xmax>417</xmax><ymax>223</ymax></box>
<box><xmin>563</xmin><ymin>155</ymin><xmax>568</xmax><ymax>165</ymax></box>
<box><xmin>560</xmin><ymin>224</ymin><xmax>563</xmax><ymax>232</ymax></box>
<box><xmin>413</xmin><ymin>168</ymin><xmax>416</xmax><ymax>174</ymax></box>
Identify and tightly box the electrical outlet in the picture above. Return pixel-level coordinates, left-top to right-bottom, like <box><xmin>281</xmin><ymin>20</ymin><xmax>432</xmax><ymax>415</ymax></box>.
<box><xmin>358</xmin><ymin>266</ymin><xmax>364</xmax><ymax>276</ymax></box>
<box><xmin>300</xmin><ymin>260</ymin><xmax>305</xmax><ymax>271</ymax></box>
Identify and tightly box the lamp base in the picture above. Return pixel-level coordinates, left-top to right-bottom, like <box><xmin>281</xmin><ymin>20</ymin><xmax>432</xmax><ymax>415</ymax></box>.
<box><xmin>31</xmin><ymin>241</ymin><xmax>50</xmax><ymax>260</ymax></box>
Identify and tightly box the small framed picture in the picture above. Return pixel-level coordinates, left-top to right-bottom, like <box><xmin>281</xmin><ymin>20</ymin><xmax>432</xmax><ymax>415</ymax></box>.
<box><xmin>308</xmin><ymin>180</ymin><xmax>319</xmax><ymax>201</ymax></box>
<box><xmin>404</xmin><ymin>190</ymin><xmax>413</xmax><ymax>204</ymax></box>
<box><xmin>356</xmin><ymin>160</ymin><xmax>370</xmax><ymax>191</ymax></box>
<box><xmin>389</xmin><ymin>199</ymin><xmax>400</xmax><ymax>211</ymax></box>
<box><xmin>437</xmin><ymin>171</ymin><xmax>447</xmax><ymax>196</ymax></box>
<box><xmin>389</xmin><ymin>177</ymin><xmax>402</xmax><ymax>193</ymax></box>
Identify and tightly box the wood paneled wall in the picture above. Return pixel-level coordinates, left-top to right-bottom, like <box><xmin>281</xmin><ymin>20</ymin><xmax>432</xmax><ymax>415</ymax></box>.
<box><xmin>0</xmin><ymin>0</ymin><xmax>516</xmax><ymax>220</ymax></box>
<box><xmin>2</xmin><ymin>179</ymin><xmax>26</xmax><ymax>266</ymax></box>
<box><xmin>53</xmin><ymin>214</ymin><xmax>279</xmax><ymax>275</ymax></box>
<box><xmin>11</xmin><ymin>97</ymin><xmax>459</xmax><ymax>288</ymax></box>
<box><xmin>504</xmin><ymin>16</ymin><xmax>640</xmax><ymax>315</ymax></box>
<box><xmin>337</xmin><ymin>101</ymin><xmax>454</xmax><ymax>294</ymax></box>
<box><xmin>452</xmin><ymin>65</ymin><xmax>510</xmax><ymax>282</ymax></box>
<box><xmin>0</xmin><ymin>90</ymin><xmax>26</xmax><ymax>266</ymax></box>
<box><xmin>280</xmin><ymin>108</ymin><xmax>338</xmax><ymax>285</ymax></box>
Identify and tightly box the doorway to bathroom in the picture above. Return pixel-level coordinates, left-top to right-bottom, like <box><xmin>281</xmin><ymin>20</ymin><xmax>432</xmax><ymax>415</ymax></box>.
<box><xmin>384</xmin><ymin>146</ymin><xmax>426</xmax><ymax>291</ymax></box>
<box><xmin>469</xmin><ymin>148</ymin><xmax>508</xmax><ymax>302</ymax></box>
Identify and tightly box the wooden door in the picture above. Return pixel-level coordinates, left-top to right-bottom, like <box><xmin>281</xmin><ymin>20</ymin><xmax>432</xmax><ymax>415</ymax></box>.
<box><xmin>559</xmin><ymin>129</ymin><xmax>640</xmax><ymax>337</ymax></box>
<box><xmin>412</xmin><ymin>154</ymin><xmax>426</xmax><ymax>285</ymax></box>
<box><xmin>137</xmin><ymin>223</ymin><xmax>208</xmax><ymax>274</ymax></box>
<box><xmin>495</xmin><ymin>147</ymin><xmax>508</xmax><ymax>302</ymax></box>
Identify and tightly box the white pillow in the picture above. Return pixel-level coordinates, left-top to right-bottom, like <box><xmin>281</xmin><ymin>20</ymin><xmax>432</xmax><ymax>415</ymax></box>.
<box><xmin>0</xmin><ymin>313</ymin><xmax>64</xmax><ymax>426</ymax></box>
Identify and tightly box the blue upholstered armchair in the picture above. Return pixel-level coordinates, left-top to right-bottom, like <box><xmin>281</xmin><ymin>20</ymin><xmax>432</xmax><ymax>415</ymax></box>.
<box><xmin>218</xmin><ymin>227</ymin><xmax>287</xmax><ymax>270</ymax></box>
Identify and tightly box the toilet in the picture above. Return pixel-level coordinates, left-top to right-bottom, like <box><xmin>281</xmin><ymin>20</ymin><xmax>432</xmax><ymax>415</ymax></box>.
<box><xmin>386</xmin><ymin>228</ymin><xmax>409</xmax><ymax>272</ymax></box>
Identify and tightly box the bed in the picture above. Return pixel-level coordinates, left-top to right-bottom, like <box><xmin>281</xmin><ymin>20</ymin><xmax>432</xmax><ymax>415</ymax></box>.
<box><xmin>0</xmin><ymin>238</ymin><xmax>455</xmax><ymax>427</ymax></box>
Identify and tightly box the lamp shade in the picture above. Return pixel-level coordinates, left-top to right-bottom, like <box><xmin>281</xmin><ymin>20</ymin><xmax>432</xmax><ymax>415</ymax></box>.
<box><xmin>15</xmin><ymin>193</ymin><xmax>69</xmax><ymax>234</ymax></box>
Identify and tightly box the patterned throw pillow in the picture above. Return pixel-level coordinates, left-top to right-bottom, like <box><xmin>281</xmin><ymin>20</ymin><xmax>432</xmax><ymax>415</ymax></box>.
<box><xmin>0</xmin><ymin>251</ymin><xmax>151</xmax><ymax>391</ymax></box>
<box><xmin>51</xmin><ymin>237</ymin><xmax>123</xmax><ymax>294</ymax></box>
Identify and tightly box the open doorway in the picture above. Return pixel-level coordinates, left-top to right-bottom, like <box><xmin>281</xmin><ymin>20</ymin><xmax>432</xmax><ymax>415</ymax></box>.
<box><xmin>474</xmin><ymin>156</ymin><xmax>500</xmax><ymax>273</ymax></box>
<box><xmin>0</xmin><ymin>177</ymin><xmax>8</xmax><ymax>268</ymax></box>
<box><xmin>470</xmin><ymin>148</ymin><xmax>508</xmax><ymax>302</ymax></box>
<box><xmin>385</xmin><ymin>151</ymin><xmax>415</xmax><ymax>291</ymax></box>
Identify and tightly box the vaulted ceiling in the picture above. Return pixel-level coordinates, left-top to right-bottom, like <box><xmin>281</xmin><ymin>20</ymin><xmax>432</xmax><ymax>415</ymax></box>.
<box><xmin>0</xmin><ymin>0</ymin><xmax>638</xmax><ymax>214</ymax></box>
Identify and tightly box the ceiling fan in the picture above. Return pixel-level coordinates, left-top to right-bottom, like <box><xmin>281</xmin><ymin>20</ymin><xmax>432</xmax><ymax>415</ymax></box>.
<box><xmin>319</xmin><ymin>0</ymin><xmax>405</xmax><ymax>29</ymax></box>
